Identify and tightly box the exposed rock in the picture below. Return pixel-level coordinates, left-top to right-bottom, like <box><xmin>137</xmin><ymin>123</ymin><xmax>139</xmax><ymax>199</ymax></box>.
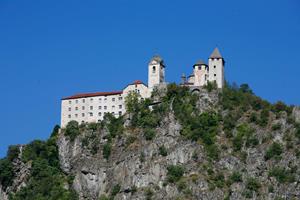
<box><xmin>293</xmin><ymin>106</ymin><xmax>300</xmax><ymax>123</ymax></box>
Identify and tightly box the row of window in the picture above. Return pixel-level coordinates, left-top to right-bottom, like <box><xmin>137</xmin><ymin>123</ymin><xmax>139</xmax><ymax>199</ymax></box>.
<box><xmin>68</xmin><ymin>111</ymin><xmax>122</xmax><ymax>118</ymax></box>
<box><xmin>68</xmin><ymin>105</ymin><xmax>123</xmax><ymax>112</ymax></box>
<box><xmin>68</xmin><ymin>96</ymin><xmax>123</xmax><ymax>105</ymax></box>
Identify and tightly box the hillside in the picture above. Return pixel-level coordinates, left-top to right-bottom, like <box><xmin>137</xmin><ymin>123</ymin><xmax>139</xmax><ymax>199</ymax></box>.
<box><xmin>1</xmin><ymin>83</ymin><xmax>300</xmax><ymax>200</ymax></box>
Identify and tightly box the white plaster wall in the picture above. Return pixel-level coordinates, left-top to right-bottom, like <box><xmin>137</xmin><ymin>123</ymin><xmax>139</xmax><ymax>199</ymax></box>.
<box><xmin>61</xmin><ymin>94</ymin><xmax>125</xmax><ymax>128</ymax></box>
<box><xmin>148</xmin><ymin>61</ymin><xmax>165</xmax><ymax>92</ymax></box>
<box><xmin>61</xmin><ymin>84</ymin><xmax>150</xmax><ymax>127</ymax></box>
<box><xmin>208</xmin><ymin>58</ymin><xmax>224</xmax><ymax>88</ymax></box>
<box><xmin>123</xmin><ymin>83</ymin><xmax>149</xmax><ymax>99</ymax></box>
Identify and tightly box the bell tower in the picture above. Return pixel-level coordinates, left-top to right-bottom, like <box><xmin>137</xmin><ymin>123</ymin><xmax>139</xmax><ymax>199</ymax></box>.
<box><xmin>148</xmin><ymin>55</ymin><xmax>165</xmax><ymax>93</ymax></box>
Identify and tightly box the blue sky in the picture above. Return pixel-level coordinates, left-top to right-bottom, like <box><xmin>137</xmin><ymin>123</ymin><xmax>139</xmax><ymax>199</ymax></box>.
<box><xmin>0</xmin><ymin>0</ymin><xmax>299</xmax><ymax>158</ymax></box>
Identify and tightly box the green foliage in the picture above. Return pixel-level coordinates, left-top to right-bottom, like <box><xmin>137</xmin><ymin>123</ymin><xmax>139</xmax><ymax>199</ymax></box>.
<box><xmin>272</xmin><ymin>123</ymin><xmax>282</xmax><ymax>131</ymax></box>
<box><xmin>167</xmin><ymin>165</ymin><xmax>184</xmax><ymax>183</ymax></box>
<box><xmin>271</xmin><ymin>101</ymin><xmax>293</xmax><ymax>115</ymax></box>
<box><xmin>126</xmin><ymin>135</ymin><xmax>137</xmax><ymax>146</ymax></box>
<box><xmin>125</xmin><ymin>92</ymin><xmax>163</xmax><ymax>129</ymax></box>
<box><xmin>212</xmin><ymin>173</ymin><xmax>225</xmax><ymax>188</ymax></box>
<box><xmin>99</xmin><ymin>195</ymin><xmax>110</xmax><ymax>200</ymax></box>
<box><xmin>65</xmin><ymin>120</ymin><xmax>80</xmax><ymax>141</ymax></box>
<box><xmin>220</xmin><ymin>83</ymin><xmax>269</xmax><ymax>112</ymax></box>
<box><xmin>229</xmin><ymin>171</ymin><xmax>242</xmax><ymax>183</ymax></box>
<box><xmin>104</xmin><ymin>113</ymin><xmax>124</xmax><ymax>138</ymax></box>
<box><xmin>144</xmin><ymin>128</ymin><xmax>156</xmax><ymax>140</ymax></box>
<box><xmin>205</xmin><ymin>144</ymin><xmax>219</xmax><ymax>160</ymax></box>
<box><xmin>268</xmin><ymin>167</ymin><xmax>295</xmax><ymax>183</ymax></box>
<box><xmin>204</xmin><ymin>81</ymin><xmax>217</xmax><ymax>92</ymax></box>
<box><xmin>265</xmin><ymin>142</ymin><xmax>283</xmax><ymax>160</ymax></box>
<box><xmin>144</xmin><ymin>188</ymin><xmax>154</xmax><ymax>200</ymax></box>
<box><xmin>159</xmin><ymin>146</ymin><xmax>168</xmax><ymax>156</ymax></box>
<box><xmin>111</xmin><ymin>184</ymin><xmax>121</xmax><ymax>196</ymax></box>
<box><xmin>10</xmin><ymin>138</ymin><xmax>78</xmax><ymax>200</ymax></box>
<box><xmin>0</xmin><ymin>158</ymin><xmax>14</xmax><ymax>189</ymax></box>
<box><xmin>259</xmin><ymin>109</ymin><xmax>270</xmax><ymax>127</ymax></box>
<box><xmin>232</xmin><ymin>123</ymin><xmax>255</xmax><ymax>151</ymax></box>
<box><xmin>140</xmin><ymin>152</ymin><xmax>145</xmax><ymax>162</ymax></box>
<box><xmin>103</xmin><ymin>143</ymin><xmax>112</xmax><ymax>160</ymax></box>
<box><xmin>7</xmin><ymin>145</ymin><xmax>19</xmax><ymax>161</ymax></box>
<box><xmin>50</xmin><ymin>125</ymin><xmax>60</xmax><ymax>138</ymax></box>
<box><xmin>246</xmin><ymin>177</ymin><xmax>261</xmax><ymax>191</ymax></box>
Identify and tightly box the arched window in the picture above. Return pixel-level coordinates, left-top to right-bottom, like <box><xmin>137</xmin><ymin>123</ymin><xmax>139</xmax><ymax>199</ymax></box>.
<box><xmin>152</xmin><ymin>66</ymin><xmax>156</xmax><ymax>73</ymax></box>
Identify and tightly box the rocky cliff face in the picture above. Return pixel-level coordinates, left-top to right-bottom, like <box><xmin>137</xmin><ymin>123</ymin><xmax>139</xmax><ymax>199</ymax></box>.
<box><xmin>1</xmin><ymin>85</ymin><xmax>300</xmax><ymax>200</ymax></box>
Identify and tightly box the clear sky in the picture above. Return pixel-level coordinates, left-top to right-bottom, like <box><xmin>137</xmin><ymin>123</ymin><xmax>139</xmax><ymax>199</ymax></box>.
<box><xmin>0</xmin><ymin>0</ymin><xmax>299</xmax><ymax>158</ymax></box>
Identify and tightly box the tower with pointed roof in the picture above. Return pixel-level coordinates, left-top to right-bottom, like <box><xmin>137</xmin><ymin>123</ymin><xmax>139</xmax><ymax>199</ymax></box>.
<box><xmin>148</xmin><ymin>55</ymin><xmax>165</xmax><ymax>94</ymax></box>
<box><xmin>208</xmin><ymin>47</ymin><xmax>225</xmax><ymax>88</ymax></box>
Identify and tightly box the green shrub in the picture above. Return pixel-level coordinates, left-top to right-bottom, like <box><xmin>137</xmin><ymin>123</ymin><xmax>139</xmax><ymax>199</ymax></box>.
<box><xmin>103</xmin><ymin>143</ymin><xmax>112</xmax><ymax>160</ymax></box>
<box><xmin>111</xmin><ymin>184</ymin><xmax>121</xmax><ymax>196</ymax></box>
<box><xmin>259</xmin><ymin>109</ymin><xmax>269</xmax><ymax>127</ymax></box>
<box><xmin>144</xmin><ymin>188</ymin><xmax>154</xmax><ymax>200</ymax></box>
<box><xmin>50</xmin><ymin>125</ymin><xmax>60</xmax><ymax>138</ymax></box>
<box><xmin>229</xmin><ymin>171</ymin><xmax>242</xmax><ymax>183</ymax></box>
<box><xmin>272</xmin><ymin>123</ymin><xmax>282</xmax><ymax>131</ymax></box>
<box><xmin>159</xmin><ymin>146</ymin><xmax>168</xmax><ymax>156</ymax></box>
<box><xmin>205</xmin><ymin>144</ymin><xmax>219</xmax><ymax>160</ymax></box>
<box><xmin>204</xmin><ymin>81</ymin><xmax>217</xmax><ymax>92</ymax></box>
<box><xmin>65</xmin><ymin>120</ymin><xmax>80</xmax><ymax>141</ymax></box>
<box><xmin>140</xmin><ymin>152</ymin><xmax>145</xmax><ymax>162</ymax></box>
<box><xmin>126</xmin><ymin>136</ymin><xmax>137</xmax><ymax>146</ymax></box>
<box><xmin>0</xmin><ymin>159</ymin><xmax>14</xmax><ymax>189</ymax></box>
<box><xmin>7</xmin><ymin>145</ymin><xmax>19</xmax><ymax>161</ymax></box>
<box><xmin>246</xmin><ymin>177</ymin><xmax>261</xmax><ymax>192</ymax></box>
<box><xmin>144</xmin><ymin>128</ymin><xmax>156</xmax><ymax>140</ymax></box>
<box><xmin>167</xmin><ymin>165</ymin><xmax>184</xmax><ymax>183</ymax></box>
<box><xmin>10</xmin><ymin>137</ymin><xmax>78</xmax><ymax>200</ymax></box>
<box><xmin>268</xmin><ymin>167</ymin><xmax>295</xmax><ymax>183</ymax></box>
<box><xmin>265</xmin><ymin>142</ymin><xmax>283</xmax><ymax>160</ymax></box>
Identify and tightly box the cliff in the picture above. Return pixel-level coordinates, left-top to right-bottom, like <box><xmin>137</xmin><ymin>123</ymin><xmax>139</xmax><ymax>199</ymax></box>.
<box><xmin>1</xmin><ymin>83</ymin><xmax>300</xmax><ymax>200</ymax></box>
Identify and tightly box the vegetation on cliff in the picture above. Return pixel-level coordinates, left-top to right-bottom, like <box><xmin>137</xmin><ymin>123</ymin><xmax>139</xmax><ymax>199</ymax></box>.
<box><xmin>1</xmin><ymin>82</ymin><xmax>300</xmax><ymax>200</ymax></box>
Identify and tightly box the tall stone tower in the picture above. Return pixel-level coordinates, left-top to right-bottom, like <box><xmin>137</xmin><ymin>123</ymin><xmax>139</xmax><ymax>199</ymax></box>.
<box><xmin>193</xmin><ymin>60</ymin><xmax>208</xmax><ymax>87</ymax></box>
<box><xmin>208</xmin><ymin>47</ymin><xmax>225</xmax><ymax>88</ymax></box>
<box><xmin>148</xmin><ymin>55</ymin><xmax>165</xmax><ymax>93</ymax></box>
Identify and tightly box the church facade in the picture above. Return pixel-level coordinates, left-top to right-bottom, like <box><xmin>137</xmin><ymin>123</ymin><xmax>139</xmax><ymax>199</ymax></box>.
<box><xmin>61</xmin><ymin>48</ymin><xmax>225</xmax><ymax>127</ymax></box>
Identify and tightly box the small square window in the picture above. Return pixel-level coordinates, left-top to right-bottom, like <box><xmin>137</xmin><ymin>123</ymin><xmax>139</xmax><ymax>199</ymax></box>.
<box><xmin>90</xmin><ymin>98</ymin><xmax>93</xmax><ymax>102</ymax></box>
<box><xmin>68</xmin><ymin>114</ymin><xmax>71</xmax><ymax>118</ymax></box>
<box><xmin>69</xmin><ymin>101</ymin><xmax>72</xmax><ymax>104</ymax></box>
<box><xmin>82</xmin><ymin>106</ymin><xmax>85</xmax><ymax>110</ymax></box>
<box><xmin>90</xmin><ymin>113</ymin><xmax>93</xmax><ymax>117</ymax></box>
<box><xmin>119</xmin><ymin>105</ymin><xmax>122</xmax><ymax>109</ymax></box>
<box><xmin>112</xmin><ymin>98</ymin><xmax>115</xmax><ymax>102</ymax></box>
<box><xmin>68</xmin><ymin>107</ymin><xmax>71</xmax><ymax>111</ymax></box>
<box><xmin>118</xmin><ymin>97</ymin><xmax>123</xmax><ymax>100</ymax></box>
<box><xmin>90</xmin><ymin>106</ymin><xmax>93</xmax><ymax>110</ymax></box>
<box><xmin>82</xmin><ymin>99</ymin><xmax>85</xmax><ymax>103</ymax></box>
<box><xmin>98</xmin><ymin>112</ymin><xmax>102</xmax><ymax>116</ymax></box>
<box><xmin>75</xmin><ymin>107</ymin><xmax>78</xmax><ymax>111</ymax></box>
<box><xmin>112</xmin><ymin>106</ymin><xmax>115</xmax><ymax>109</ymax></box>
<box><xmin>104</xmin><ymin>106</ymin><xmax>107</xmax><ymax>110</ymax></box>
<box><xmin>99</xmin><ymin>106</ymin><xmax>102</xmax><ymax>110</ymax></box>
<box><xmin>75</xmin><ymin>100</ymin><xmax>78</xmax><ymax>103</ymax></box>
<box><xmin>75</xmin><ymin>114</ymin><xmax>78</xmax><ymax>118</ymax></box>
<box><xmin>214</xmin><ymin>66</ymin><xmax>216</xmax><ymax>69</ymax></box>
<box><xmin>214</xmin><ymin>74</ymin><xmax>216</xmax><ymax>77</ymax></box>
<box><xmin>82</xmin><ymin>113</ymin><xmax>85</xmax><ymax>117</ymax></box>
<box><xmin>119</xmin><ymin>111</ymin><xmax>122</xmax><ymax>116</ymax></box>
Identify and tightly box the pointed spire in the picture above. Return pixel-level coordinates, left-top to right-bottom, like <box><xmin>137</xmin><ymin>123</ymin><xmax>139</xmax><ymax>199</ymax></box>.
<box><xmin>210</xmin><ymin>47</ymin><xmax>223</xmax><ymax>59</ymax></box>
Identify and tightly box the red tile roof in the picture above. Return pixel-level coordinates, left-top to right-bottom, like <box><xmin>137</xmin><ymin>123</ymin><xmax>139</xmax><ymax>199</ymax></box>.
<box><xmin>62</xmin><ymin>91</ymin><xmax>123</xmax><ymax>100</ymax></box>
<box><xmin>133</xmin><ymin>80</ymin><xmax>143</xmax><ymax>84</ymax></box>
